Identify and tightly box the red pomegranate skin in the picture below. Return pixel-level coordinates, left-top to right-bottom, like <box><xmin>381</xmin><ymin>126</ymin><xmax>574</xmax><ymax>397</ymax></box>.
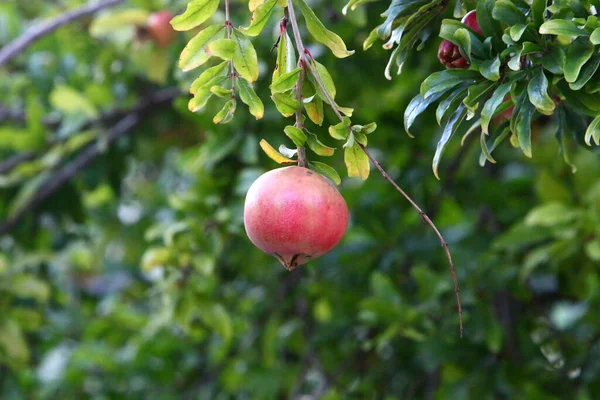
<box><xmin>461</xmin><ymin>10</ymin><xmax>483</xmax><ymax>35</ymax></box>
<box><xmin>244</xmin><ymin>166</ymin><xmax>349</xmax><ymax>270</ymax></box>
<box><xmin>147</xmin><ymin>11</ymin><xmax>176</xmax><ymax>47</ymax></box>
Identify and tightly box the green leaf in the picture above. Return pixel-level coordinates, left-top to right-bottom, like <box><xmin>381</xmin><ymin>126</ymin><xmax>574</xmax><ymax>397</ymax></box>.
<box><xmin>329</xmin><ymin>117</ymin><xmax>351</xmax><ymax>140</ymax></box>
<box><xmin>284</xmin><ymin>126</ymin><xmax>307</xmax><ymax>147</ymax></box>
<box><xmin>344</xmin><ymin>143</ymin><xmax>369</xmax><ymax>179</ymax></box>
<box><xmin>11</xmin><ymin>275</ymin><xmax>50</xmax><ymax>302</ymax></box>
<box><xmin>50</xmin><ymin>85</ymin><xmax>99</xmax><ymax>118</ymax></box>
<box><xmin>527</xmin><ymin>69</ymin><xmax>555</xmax><ymax>115</ymax></box>
<box><xmin>308</xmin><ymin>161</ymin><xmax>341</xmax><ymax>185</ymax></box>
<box><xmin>179</xmin><ymin>25</ymin><xmax>225</xmax><ymax>71</ymax></box>
<box><xmin>0</xmin><ymin>321</ymin><xmax>30</xmax><ymax>366</ymax></box>
<box><xmin>539</xmin><ymin>20</ymin><xmax>589</xmax><ymax>37</ymax></box>
<box><xmin>210</xmin><ymin>85</ymin><xmax>232</xmax><ymax>97</ymax></box>
<box><xmin>570</xmin><ymin>55</ymin><xmax>600</xmax><ymax>90</ymax></box>
<box><xmin>531</xmin><ymin>0</ymin><xmax>547</xmax><ymax>28</ymax></box>
<box><xmin>232</xmin><ymin>29</ymin><xmax>259</xmax><ymax>82</ymax></box>
<box><xmin>270</xmin><ymin>67</ymin><xmax>302</xmax><ymax>93</ymax></box>
<box><xmin>271</xmin><ymin>92</ymin><xmax>300</xmax><ymax>116</ymax></box>
<box><xmin>584</xmin><ymin>114</ymin><xmax>600</xmax><ymax>145</ymax></box>
<box><xmin>492</xmin><ymin>0</ymin><xmax>527</xmax><ymax>26</ymax></box>
<box><xmin>190</xmin><ymin>61</ymin><xmax>229</xmax><ymax>94</ymax></box>
<box><xmin>542</xmin><ymin>46</ymin><xmax>565</xmax><ymax>74</ymax></box>
<box><xmin>306</xmin><ymin>132</ymin><xmax>335</xmax><ymax>156</ymax></box>
<box><xmin>555</xmin><ymin>107</ymin><xmax>577</xmax><ymax>172</ymax></box>
<box><xmin>433</xmin><ymin>106</ymin><xmax>467</xmax><ymax>179</ymax></box>
<box><xmin>89</xmin><ymin>9</ymin><xmax>150</xmax><ymax>37</ymax></box>
<box><xmin>591</xmin><ymin>28</ymin><xmax>600</xmax><ymax>44</ymax></box>
<box><xmin>142</xmin><ymin>247</ymin><xmax>172</xmax><ymax>271</ymax></box>
<box><xmin>516</xmin><ymin>99</ymin><xmax>536</xmax><ymax>157</ymax></box>
<box><xmin>420</xmin><ymin>70</ymin><xmax>481</xmax><ymax>99</ymax></box>
<box><xmin>213</xmin><ymin>99</ymin><xmax>236</xmax><ymax>124</ymax></box>
<box><xmin>200</xmin><ymin>304</ymin><xmax>232</xmax><ymax>342</ymax></box>
<box><xmin>354</xmin><ymin>122</ymin><xmax>377</xmax><ymax>135</ymax></box>
<box><xmin>479</xmin><ymin>125</ymin><xmax>510</xmax><ymax>165</ymax></box>
<box><xmin>404</xmin><ymin>91</ymin><xmax>445</xmax><ymax>137</ymax></box>
<box><xmin>206</xmin><ymin>38</ymin><xmax>236</xmax><ymax>60</ymax></box>
<box><xmin>309</xmin><ymin>61</ymin><xmax>337</xmax><ymax>102</ymax></box>
<box><xmin>453</xmin><ymin>28</ymin><xmax>472</xmax><ymax>63</ymax></box>
<box><xmin>476</xmin><ymin>0</ymin><xmax>504</xmax><ymax>48</ymax></box>
<box><xmin>480</xmin><ymin>56</ymin><xmax>501</xmax><ymax>81</ymax></box>
<box><xmin>259</xmin><ymin>139</ymin><xmax>295</xmax><ymax>163</ymax></box>
<box><xmin>437</xmin><ymin>85</ymin><xmax>469</xmax><ymax>125</ymax></box>
<box><xmin>237</xmin><ymin>78</ymin><xmax>264</xmax><ymax>119</ymax></box>
<box><xmin>273</xmin><ymin>33</ymin><xmax>296</xmax><ymax>81</ymax></box>
<box><xmin>188</xmin><ymin>75</ymin><xmax>227</xmax><ymax>111</ymax></box>
<box><xmin>240</xmin><ymin>0</ymin><xmax>277</xmax><ymax>36</ymax></box>
<box><xmin>509</xmin><ymin>24</ymin><xmax>527</xmax><ymax>42</ymax></box>
<box><xmin>564</xmin><ymin>39</ymin><xmax>595</xmax><ymax>83</ymax></box>
<box><xmin>293</xmin><ymin>0</ymin><xmax>355</xmax><ymax>58</ymax></box>
<box><xmin>170</xmin><ymin>0</ymin><xmax>220</xmax><ymax>31</ymax></box>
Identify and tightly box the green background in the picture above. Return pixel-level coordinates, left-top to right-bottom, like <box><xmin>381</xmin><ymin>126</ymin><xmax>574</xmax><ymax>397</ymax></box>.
<box><xmin>1</xmin><ymin>0</ymin><xmax>599</xmax><ymax>398</ymax></box>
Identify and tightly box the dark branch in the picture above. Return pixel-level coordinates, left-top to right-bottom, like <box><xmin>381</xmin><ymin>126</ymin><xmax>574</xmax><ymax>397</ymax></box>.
<box><xmin>0</xmin><ymin>87</ymin><xmax>180</xmax><ymax>237</ymax></box>
<box><xmin>0</xmin><ymin>0</ymin><xmax>124</xmax><ymax>66</ymax></box>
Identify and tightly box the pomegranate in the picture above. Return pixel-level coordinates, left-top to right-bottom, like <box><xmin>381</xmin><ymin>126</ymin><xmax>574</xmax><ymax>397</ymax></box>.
<box><xmin>244</xmin><ymin>166</ymin><xmax>349</xmax><ymax>270</ymax></box>
<box><xmin>438</xmin><ymin>10</ymin><xmax>482</xmax><ymax>69</ymax></box>
<box><xmin>461</xmin><ymin>10</ymin><xmax>483</xmax><ymax>35</ymax></box>
<box><xmin>147</xmin><ymin>11</ymin><xmax>176</xmax><ymax>47</ymax></box>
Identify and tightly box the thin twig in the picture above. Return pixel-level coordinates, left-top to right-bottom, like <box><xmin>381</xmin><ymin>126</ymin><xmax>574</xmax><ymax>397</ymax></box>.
<box><xmin>0</xmin><ymin>87</ymin><xmax>179</xmax><ymax>237</ymax></box>
<box><xmin>285</xmin><ymin>0</ymin><xmax>463</xmax><ymax>336</ymax></box>
<box><xmin>224</xmin><ymin>0</ymin><xmax>236</xmax><ymax>93</ymax></box>
<box><xmin>0</xmin><ymin>0</ymin><xmax>124</xmax><ymax>66</ymax></box>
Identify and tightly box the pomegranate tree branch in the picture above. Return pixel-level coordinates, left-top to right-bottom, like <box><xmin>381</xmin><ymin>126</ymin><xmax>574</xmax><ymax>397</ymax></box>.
<box><xmin>224</xmin><ymin>0</ymin><xmax>236</xmax><ymax>94</ymax></box>
<box><xmin>286</xmin><ymin>0</ymin><xmax>463</xmax><ymax>336</ymax></box>
<box><xmin>0</xmin><ymin>87</ymin><xmax>180</xmax><ymax>237</ymax></box>
<box><xmin>0</xmin><ymin>0</ymin><xmax>124</xmax><ymax>67</ymax></box>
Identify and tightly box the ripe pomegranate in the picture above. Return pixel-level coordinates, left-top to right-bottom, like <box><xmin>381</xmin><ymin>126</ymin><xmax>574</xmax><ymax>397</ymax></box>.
<box><xmin>461</xmin><ymin>10</ymin><xmax>483</xmax><ymax>35</ymax></box>
<box><xmin>244</xmin><ymin>166</ymin><xmax>349</xmax><ymax>270</ymax></box>
<box><xmin>438</xmin><ymin>10</ymin><xmax>482</xmax><ymax>69</ymax></box>
<box><xmin>147</xmin><ymin>11</ymin><xmax>176</xmax><ymax>47</ymax></box>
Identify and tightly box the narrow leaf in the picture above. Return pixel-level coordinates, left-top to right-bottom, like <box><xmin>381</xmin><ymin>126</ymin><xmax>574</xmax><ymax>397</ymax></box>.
<box><xmin>237</xmin><ymin>78</ymin><xmax>264</xmax><ymax>119</ymax></box>
<box><xmin>539</xmin><ymin>20</ymin><xmax>589</xmax><ymax>37</ymax></box>
<box><xmin>171</xmin><ymin>0</ymin><xmax>220</xmax><ymax>31</ymax></box>
<box><xmin>433</xmin><ymin>106</ymin><xmax>467</xmax><ymax>179</ymax></box>
<box><xmin>584</xmin><ymin>114</ymin><xmax>600</xmax><ymax>146</ymax></box>
<box><xmin>308</xmin><ymin>161</ymin><xmax>341</xmax><ymax>185</ymax></box>
<box><xmin>273</xmin><ymin>33</ymin><xmax>296</xmax><ymax>81</ymax></box>
<box><xmin>516</xmin><ymin>100</ymin><xmax>536</xmax><ymax>157</ymax></box>
<box><xmin>240</xmin><ymin>0</ymin><xmax>277</xmax><ymax>36</ymax></box>
<box><xmin>527</xmin><ymin>69</ymin><xmax>555</xmax><ymax>115</ymax></box>
<box><xmin>190</xmin><ymin>61</ymin><xmax>229</xmax><ymax>94</ymax></box>
<box><xmin>284</xmin><ymin>126</ymin><xmax>307</xmax><ymax>147</ymax></box>
<box><xmin>481</xmin><ymin>82</ymin><xmax>513</xmax><ymax>134</ymax></box>
<box><xmin>404</xmin><ymin>91</ymin><xmax>444</xmax><ymax>137</ymax></box>
<box><xmin>259</xmin><ymin>139</ymin><xmax>295</xmax><ymax>163</ymax></box>
<box><xmin>294</xmin><ymin>0</ymin><xmax>355</xmax><ymax>58</ymax></box>
<box><xmin>564</xmin><ymin>39</ymin><xmax>594</xmax><ymax>83</ymax></box>
<box><xmin>179</xmin><ymin>25</ymin><xmax>225</xmax><ymax>71</ymax></box>
<box><xmin>232</xmin><ymin>29</ymin><xmax>259</xmax><ymax>82</ymax></box>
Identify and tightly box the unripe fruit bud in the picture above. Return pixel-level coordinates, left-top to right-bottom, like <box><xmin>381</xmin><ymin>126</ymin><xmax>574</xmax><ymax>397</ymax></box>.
<box><xmin>147</xmin><ymin>11</ymin><xmax>176</xmax><ymax>47</ymax></box>
<box><xmin>244</xmin><ymin>166</ymin><xmax>349</xmax><ymax>270</ymax></box>
<box><xmin>438</xmin><ymin>40</ymin><xmax>469</xmax><ymax>69</ymax></box>
<box><xmin>461</xmin><ymin>10</ymin><xmax>482</xmax><ymax>35</ymax></box>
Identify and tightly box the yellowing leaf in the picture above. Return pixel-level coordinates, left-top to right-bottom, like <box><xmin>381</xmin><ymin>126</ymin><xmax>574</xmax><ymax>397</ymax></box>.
<box><xmin>259</xmin><ymin>139</ymin><xmax>295</xmax><ymax>164</ymax></box>
<box><xmin>179</xmin><ymin>25</ymin><xmax>225</xmax><ymax>71</ymax></box>
<box><xmin>294</xmin><ymin>0</ymin><xmax>355</xmax><ymax>58</ymax></box>
<box><xmin>170</xmin><ymin>0</ymin><xmax>220</xmax><ymax>31</ymax></box>
<box><xmin>237</xmin><ymin>78</ymin><xmax>264</xmax><ymax>119</ymax></box>
<box><xmin>232</xmin><ymin>29</ymin><xmax>259</xmax><ymax>82</ymax></box>
<box><xmin>241</xmin><ymin>0</ymin><xmax>277</xmax><ymax>36</ymax></box>
<box><xmin>344</xmin><ymin>143</ymin><xmax>369</xmax><ymax>179</ymax></box>
<box><xmin>50</xmin><ymin>85</ymin><xmax>99</xmax><ymax>118</ymax></box>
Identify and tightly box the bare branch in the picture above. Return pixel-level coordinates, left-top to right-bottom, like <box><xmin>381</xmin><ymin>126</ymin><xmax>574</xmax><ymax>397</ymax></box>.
<box><xmin>285</xmin><ymin>0</ymin><xmax>463</xmax><ymax>336</ymax></box>
<box><xmin>0</xmin><ymin>0</ymin><xmax>124</xmax><ymax>67</ymax></box>
<box><xmin>0</xmin><ymin>87</ymin><xmax>180</xmax><ymax>237</ymax></box>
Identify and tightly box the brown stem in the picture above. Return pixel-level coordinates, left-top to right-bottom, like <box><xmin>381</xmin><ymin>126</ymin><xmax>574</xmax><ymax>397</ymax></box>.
<box><xmin>286</xmin><ymin>0</ymin><xmax>463</xmax><ymax>336</ymax></box>
<box><xmin>224</xmin><ymin>0</ymin><xmax>236</xmax><ymax>93</ymax></box>
<box><xmin>0</xmin><ymin>0</ymin><xmax>123</xmax><ymax>66</ymax></box>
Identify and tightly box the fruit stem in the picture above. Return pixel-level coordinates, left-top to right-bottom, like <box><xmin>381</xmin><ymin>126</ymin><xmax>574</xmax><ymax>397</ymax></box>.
<box><xmin>285</xmin><ymin>5</ymin><xmax>308</xmax><ymax>168</ymax></box>
<box><xmin>286</xmin><ymin>0</ymin><xmax>463</xmax><ymax>337</ymax></box>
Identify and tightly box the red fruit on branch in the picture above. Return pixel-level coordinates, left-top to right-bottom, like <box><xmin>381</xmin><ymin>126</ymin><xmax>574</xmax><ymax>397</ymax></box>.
<box><xmin>147</xmin><ymin>11</ymin><xmax>176</xmax><ymax>47</ymax></box>
<box><xmin>437</xmin><ymin>40</ymin><xmax>469</xmax><ymax>69</ymax></box>
<box><xmin>461</xmin><ymin>10</ymin><xmax>483</xmax><ymax>35</ymax></box>
<box><xmin>244</xmin><ymin>166</ymin><xmax>349</xmax><ymax>271</ymax></box>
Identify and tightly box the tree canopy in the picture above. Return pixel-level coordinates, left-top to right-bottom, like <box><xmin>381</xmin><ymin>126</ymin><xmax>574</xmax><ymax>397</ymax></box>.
<box><xmin>1</xmin><ymin>0</ymin><xmax>600</xmax><ymax>398</ymax></box>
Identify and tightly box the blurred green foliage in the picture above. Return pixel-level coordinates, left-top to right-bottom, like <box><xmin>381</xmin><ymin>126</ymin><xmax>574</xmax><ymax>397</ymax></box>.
<box><xmin>1</xmin><ymin>0</ymin><xmax>600</xmax><ymax>399</ymax></box>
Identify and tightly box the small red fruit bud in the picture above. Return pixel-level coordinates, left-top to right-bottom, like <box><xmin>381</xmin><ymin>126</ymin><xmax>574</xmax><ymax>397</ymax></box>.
<box><xmin>461</xmin><ymin>10</ymin><xmax>483</xmax><ymax>35</ymax></box>
<box><xmin>147</xmin><ymin>11</ymin><xmax>176</xmax><ymax>47</ymax></box>
<box><xmin>244</xmin><ymin>166</ymin><xmax>349</xmax><ymax>271</ymax></box>
<box><xmin>438</xmin><ymin>39</ymin><xmax>469</xmax><ymax>69</ymax></box>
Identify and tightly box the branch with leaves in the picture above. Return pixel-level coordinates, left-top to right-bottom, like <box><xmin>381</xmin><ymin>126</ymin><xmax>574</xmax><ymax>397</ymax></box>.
<box><xmin>0</xmin><ymin>0</ymin><xmax>124</xmax><ymax>66</ymax></box>
<box><xmin>172</xmin><ymin>0</ymin><xmax>463</xmax><ymax>335</ymax></box>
